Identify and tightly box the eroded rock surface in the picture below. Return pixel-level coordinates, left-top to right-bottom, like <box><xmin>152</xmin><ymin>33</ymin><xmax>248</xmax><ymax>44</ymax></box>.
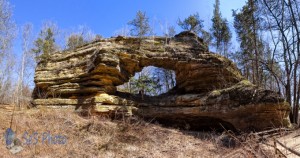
<box><xmin>33</xmin><ymin>31</ymin><xmax>291</xmax><ymax>131</ymax></box>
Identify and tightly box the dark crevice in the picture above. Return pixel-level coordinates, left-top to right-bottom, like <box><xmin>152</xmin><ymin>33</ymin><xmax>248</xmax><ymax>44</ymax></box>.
<box><xmin>146</xmin><ymin>117</ymin><xmax>237</xmax><ymax>132</ymax></box>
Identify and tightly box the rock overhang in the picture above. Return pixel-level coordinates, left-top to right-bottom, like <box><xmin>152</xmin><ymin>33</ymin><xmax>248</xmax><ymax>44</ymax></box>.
<box><xmin>32</xmin><ymin>31</ymin><xmax>291</xmax><ymax>131</ymax></box>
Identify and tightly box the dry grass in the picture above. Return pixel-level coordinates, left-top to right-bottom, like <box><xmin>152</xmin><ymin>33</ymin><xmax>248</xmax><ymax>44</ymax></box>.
<box><xmin>0</xmin><ymin>107</ymin><xmax>276</xmax><ymax>158</ymax></box>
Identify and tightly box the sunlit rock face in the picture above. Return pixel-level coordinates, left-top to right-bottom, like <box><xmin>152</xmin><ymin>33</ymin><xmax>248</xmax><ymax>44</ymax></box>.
<box><xmin>33</xmin><ymin>31</ymin><xmax>290</xmax><ymax>131</ymax></box>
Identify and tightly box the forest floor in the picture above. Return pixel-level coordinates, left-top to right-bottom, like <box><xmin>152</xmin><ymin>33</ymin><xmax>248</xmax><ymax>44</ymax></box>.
<box><xmin>274</xmin><ymin>130</ymin><xmax>300</xmax><ymax>157</ymax></box>
<box><xmin>0</xmin><ymin>106</ymin><xmax>295</xmax><ymax>158</ymax></box>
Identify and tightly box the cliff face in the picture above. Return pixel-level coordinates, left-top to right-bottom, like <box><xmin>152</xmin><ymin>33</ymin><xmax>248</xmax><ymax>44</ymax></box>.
<box><xmin>33</xmin><ymin>31</ymin><xmax>291</xmax><ymax>131</ymax></box>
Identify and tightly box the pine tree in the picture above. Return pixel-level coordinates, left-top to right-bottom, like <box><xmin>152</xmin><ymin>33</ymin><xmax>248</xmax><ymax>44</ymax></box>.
<box><xmin>211</xmin><ymin>0</ymin><xmax>232</xmax><ymax>56</ymax></box>
<box><xmin>233</xmin><ymin>0</ymin><xmax>261</xmax><ymax>86</ymax></box>
<box><xmin>177</xmin><ymin>13</ymin><xmax>203</xmax><ymax>34</ymax></box>
<box><xmin>211</xmin><ymin>0</ymin><xmax>222</xmax><ymax>52</ymax></box>
<box><xmin>128</xmin><ymin>10</ymin><xmax>151</xmax><ymax>38</ymax></box>
<box><xmin>32</xmin><ymin>28</ymin><xmax>56</xmax><ymax>63</ymax></box>
<box><xmin>220</xmin><ymin>19</ymin><xmax>231</xmax><ymax>56</ymax></box>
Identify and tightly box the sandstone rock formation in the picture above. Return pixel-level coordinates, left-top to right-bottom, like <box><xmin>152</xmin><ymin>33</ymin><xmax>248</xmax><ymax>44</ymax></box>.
<box><xmin>33</xmin><ymin>31</ymin><xmax>291</xmax><ymax>131</ymax></box>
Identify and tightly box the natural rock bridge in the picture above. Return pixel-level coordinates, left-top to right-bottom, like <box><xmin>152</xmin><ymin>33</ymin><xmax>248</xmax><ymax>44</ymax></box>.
<box><xmin>33</xmin><ymin>31</ymin><xmax>291</xmax><ymax>131</ymax></box>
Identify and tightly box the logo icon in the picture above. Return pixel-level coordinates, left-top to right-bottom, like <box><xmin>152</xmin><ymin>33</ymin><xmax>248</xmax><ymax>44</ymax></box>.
<box><xmin>4</xmin><ymin>128</ymin><xmax>23</xmax><ymax>154</ymax></box>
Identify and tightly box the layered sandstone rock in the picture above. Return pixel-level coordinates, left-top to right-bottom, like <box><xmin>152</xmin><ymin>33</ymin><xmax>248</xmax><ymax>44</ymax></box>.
<box><xmin>33</xmin><ymin>31</ymin><xmax>291</xmax><ymax>131</ymax></box>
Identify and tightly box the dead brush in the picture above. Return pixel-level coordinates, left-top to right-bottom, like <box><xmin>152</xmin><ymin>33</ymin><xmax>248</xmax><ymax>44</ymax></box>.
<box><xmin>213</xmin><ymin>125</ymin><xmax>278</xmax><ymax>157</ymax></box>
<box><xmin>1</xmin><ymin>106</ymin><xmax>284</xmax><ymax>157</ymax></box>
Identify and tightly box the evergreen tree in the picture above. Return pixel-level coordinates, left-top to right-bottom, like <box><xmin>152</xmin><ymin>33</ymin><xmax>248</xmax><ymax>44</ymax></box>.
<box><xmin>233</xmin><ymin>0</ymin><xmax>261</xmax><ymax>86</ymax></box>
<box><xmin>220</xmin><ymin>19</ymin><xmax>232</xmax><ymax>56</ymax></box>
<box><xmin>130</xmin><ymin>74</ymin><xmax>158</xmax><ymax>96</ymax></box>
<box><xmin>211</xmin><ymin>0</ymin><xmax>222</xmax><ymax>52</ymax></box>
<box><xmin>32</xmin><ymin>28</ymin><xmax>56</xmax><ymax>63</ymax></box>
<box><xmin>128</xmin><ymin>10</ymin><xmax>151</xmax><ymax>38</ymax></box>
<box><xmin>177</xmin><ymin>13</ymin><xmax>203</xmax><ymax>34</ymax></box>
<box><xmin>211</xmin><ymin>0</ymin><xmax>232</xmax><ymax>56</ymax></box>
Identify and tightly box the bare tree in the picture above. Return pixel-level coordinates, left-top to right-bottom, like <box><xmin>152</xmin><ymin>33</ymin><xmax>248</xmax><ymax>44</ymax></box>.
<box><xmin>16</xmin><ymin>23</ymin><xmax>33</xmax><ymax>108</ymax></box>
<box><xmin>259</xmin><ymin>0</ymin><xmax>300</xmax><ymax>124</ymax></box>
<box><xmin>77</xmin><ymin>25</ymin><xmax>96</xmax><ymax>42</ymax></box>
<box><xmin>0</xmin><ymin>0</ymin><xmax>16</xmax><ymax>104</ymax></box>
<box><xmin>114</xmin><ymin>25</ymin><xmax>130</xmax><ymax>37</ymax></box>
<box><xmin>159</xmin><ymin>20</ymin><xmax>176</xmax><ymax>45</ymax></box>
<box><xmin>65</xmin><ymin>25</ymin><xmax>98</xmax><ymax>50</ymax></box>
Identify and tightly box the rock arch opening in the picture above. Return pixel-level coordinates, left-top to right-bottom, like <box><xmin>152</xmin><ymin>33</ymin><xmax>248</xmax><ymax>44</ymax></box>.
<box><xmin>117</xmin><ymin>66</ymin><xmax>176</xmax><ymax>96</ymax></box>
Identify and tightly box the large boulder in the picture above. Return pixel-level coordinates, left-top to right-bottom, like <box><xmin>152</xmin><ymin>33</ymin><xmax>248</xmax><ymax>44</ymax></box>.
<box><xmin>32</xmin><ymin>31</ymin><xmax>291</xmax><ymax>131</ymax></box>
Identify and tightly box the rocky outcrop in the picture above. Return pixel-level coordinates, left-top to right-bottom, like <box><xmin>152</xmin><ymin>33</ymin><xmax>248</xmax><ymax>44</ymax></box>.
<box><xmin>33</xmin><ymin>31</ymin><xmax>291</xmax><ymax>131</ymax></box>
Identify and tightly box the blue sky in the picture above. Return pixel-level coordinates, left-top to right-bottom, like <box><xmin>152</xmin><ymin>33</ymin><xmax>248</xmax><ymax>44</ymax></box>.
<box><xmin>10</xmin><ymin>0</ymin><xmax>246</xmax><ymax>38</ymax></box>
<box><xmin>8</xmin><ymin>0</ymin><xmax>247</xmax><ymax>88</ymax></box>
